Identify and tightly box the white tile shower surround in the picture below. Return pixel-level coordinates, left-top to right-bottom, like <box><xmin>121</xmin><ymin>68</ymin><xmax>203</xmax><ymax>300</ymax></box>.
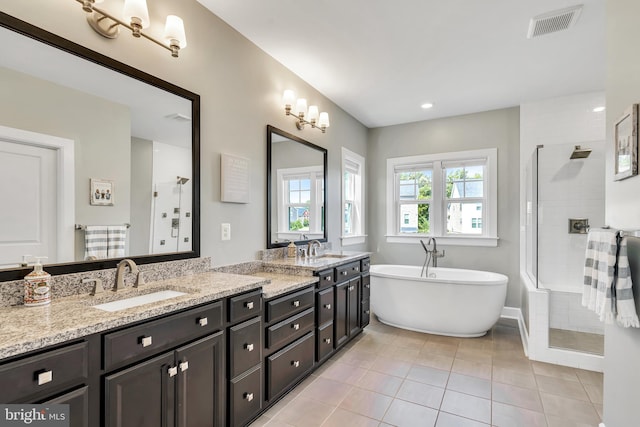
<box><xmin>549</xmin><ymin>291</ymin><xmax>604</xmax><ymax>335</ymax></box>
<box><xmin>250</xmin><ymin>316</ymin><xmax>603</xmax><ymax>427</ymax></box>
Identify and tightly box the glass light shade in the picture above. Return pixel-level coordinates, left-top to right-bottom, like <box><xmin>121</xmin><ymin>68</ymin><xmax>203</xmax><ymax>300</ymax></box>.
<box><xmin>123</xmin><ymin>0</ymin><xmax>150</xmax><ymax>28</ymax></box>
<box><xmin>282</xmin><ymin>90</ymin><xmax>296</xmax><ymax>107</ymax></box>
<box><xmin>295</xmin><ymin>98</ymin><xmax>308</xmax><ymax>115</ymax></box>
<box><xmin>307</xmin><ymin>105</ymin><xmax>319</xmax><ymax>122</ymax></box>
<box><xmin>318</xmin><ymin>112</ymin><xmax>330</xmax><ymax>128</ymax></box>
<box><xmin>164</xmin><ymin>15</ymin><xmax>187</xmax><ymax>48</ymax></box>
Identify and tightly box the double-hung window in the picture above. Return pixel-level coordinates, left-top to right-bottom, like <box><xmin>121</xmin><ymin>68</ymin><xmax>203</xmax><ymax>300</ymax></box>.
<box><xmin>341</xmin><ymin>148</ymin><xmax>366</xmax><ymax>245</ymax></box>
<box><xmin>386</xmin><ymin>148</ymin><xmax>497</xmax><ymax>246</ymax></box>
<box><xmin>277</xmin><ymin>166</ymin><xmax>324</xmax><ymax>240</ymax></box>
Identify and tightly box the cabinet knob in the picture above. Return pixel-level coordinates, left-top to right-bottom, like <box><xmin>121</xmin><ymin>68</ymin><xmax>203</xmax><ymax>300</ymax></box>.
<box><xmin>324</xmin><ymin>338</ymin><xmax>331</xmax><ymax>344</ymax></box>
<box><xmin>168</xmin><ymin>366</ymin><xmax>178</xmax><ymax>377</ymax></box>
<box><xmin>140</xmin><ymin>336</ymin><xmax>153</xmax><ymax>347</ymax></box>
<box><xmin>246</xmin><ymin>343</ymin><xmax>254</xmax><ymax>352</ymax></box>
<box><xmin>324</xmin><ymin>303</ymin><xmax>331</xmax><ymax>310</ymax></box>
<box><xmin>292</xmin><ymin>300</ymin><xmax>300</xmax><ymax>307</ymax></box>
<box><xmin>324</xmin><ymin>276</ymin><xmax>332</xmax><ymax>281</ymax></box>
<box><xmin>341</xmin><ymin>271</ymin><xmax>348</xmax><ymax>276</ymax></box>
<box><xmin>348</xmin><ymin>285</ymin><xmax>354</xmax><ymax>291</ymax></box>
<box><xmin>353</xmin><ymin>267</ymin><xmax>359</xmax><ymax>272</ymax></box>
<box><xmin>244</xmin><ymin>392</ymin><xmax>254</xmax><ymax>402</ymax></box>
<box><xmin>365</xmin><ymin>310</ymin><xmax>371</xmax><ymax>314</ymax></box>
<box><xmin>292</xmin><ymin>323</ymin><xmax>300</xmax><ymax>330</ymax></box>
<box><xmin>365</xmin><ymin>284</ymin><xmax>370</xmax><ymax>289</ymax></box>
<box><xmin>292</xmin><ymin>360</ymin><xmax>300</xmax><ymax>368</ymax></box>
<box><xmin>246</xmin><ymin>301</ymin><xmax>254</xmax><ymax>310</ymax></box>
<box><xmin>179</xmin><ymin>361</ymin><xmax>189</xmax><ymax>372</ymax></box>
<box><xmin>37</xmin><ymin>370</ymin><xmax>53</xmax><ymax>386</ymax></box>
<box><xmin>198</xmin><ymin>317</ymin><xmax>208</xmax><ymax>327</ymax></box>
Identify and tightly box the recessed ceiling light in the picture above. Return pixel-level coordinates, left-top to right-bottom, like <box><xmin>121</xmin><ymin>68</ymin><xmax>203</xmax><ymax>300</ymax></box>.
<box><xmin>421</xmin><ymin>103</ymin><xmax>433</xmax><ymax>109</ymax></box>
<box><xmin>593</xmin><ymin>106</ymin><xmax>605</xmax><ymax>113</ymax></box>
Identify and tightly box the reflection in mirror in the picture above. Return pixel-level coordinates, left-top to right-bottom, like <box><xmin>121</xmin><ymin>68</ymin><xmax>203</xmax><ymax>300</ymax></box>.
<box><xmin>267</xmin><ymin>125</ymin><xmax>327</xmax><ymax>248</ymax></box>
<box><xmin>0</xmin><ymin>13</ymin><xmax>199</xmax><ymax>280</ymax></box>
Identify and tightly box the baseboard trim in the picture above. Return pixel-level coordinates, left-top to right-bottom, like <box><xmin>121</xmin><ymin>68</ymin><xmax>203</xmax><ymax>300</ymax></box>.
<box><xmin>501</xmin><ymin>306</ymin><xmax>529</xmax><ymax>357</ymax></box>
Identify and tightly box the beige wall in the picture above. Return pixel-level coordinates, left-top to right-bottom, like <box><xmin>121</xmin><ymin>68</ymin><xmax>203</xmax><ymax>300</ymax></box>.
<box><xmin>1</xmin><ymin>0</ymin><xmax>368</xmax><ymax>265</ymax></box>
<box><xmin>367</xmin><ymin>108</ymin><xmax>521</xmax><ymax>306</ymax></box>
<box><xmin>603</xmin><ymin>1</ymin><xmax>640</xmax><ymax>426</ymax></box>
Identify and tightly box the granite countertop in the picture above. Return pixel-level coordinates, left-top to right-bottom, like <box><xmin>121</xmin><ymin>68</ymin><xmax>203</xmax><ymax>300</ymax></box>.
<box><xmin>262</xmin><ymin>250</ymin><xmax>370</xmax><ymax>272</ymax></box>
<box><xmin>0</xmin><ymin>271</ymin><xmax>267</xmax><ymax>360</ymax></box>
<box><xmin>250</xmin><ymin>272</ymin><xmax>318</xmax><ymax>299</ymax></box>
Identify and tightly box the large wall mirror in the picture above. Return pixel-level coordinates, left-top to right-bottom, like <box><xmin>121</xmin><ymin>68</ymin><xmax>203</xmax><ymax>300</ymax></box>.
<box><xmin>267</xmin><ymin>125</ymin><xmax>327</xmax><ymax>248</ymax></box>
<box><xmin>0</xmin><ymin>12</ymin><xmax>200</xmax><ymax>281</ymax></box>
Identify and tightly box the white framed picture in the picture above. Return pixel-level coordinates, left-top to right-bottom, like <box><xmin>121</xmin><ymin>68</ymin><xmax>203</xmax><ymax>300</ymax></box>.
<box><xmin>90</xmin><ymin>178</ymin><xmax>114</xmax><ymax>206</ymax></box>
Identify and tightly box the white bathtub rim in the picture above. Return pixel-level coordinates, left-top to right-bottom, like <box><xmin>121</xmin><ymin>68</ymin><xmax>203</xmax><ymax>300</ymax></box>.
<box><xmin>370</xmin><ymin>264</ymin><xmax>508</xmax><ymax>286</ymax></box>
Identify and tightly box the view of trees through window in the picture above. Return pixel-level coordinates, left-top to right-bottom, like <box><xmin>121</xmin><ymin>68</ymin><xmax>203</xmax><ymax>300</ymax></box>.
<box><xmin>445</xmin><ymin>165</ymin><xmax>484</xmax><ymax>234</ymax></box>
<box><xmin>398</xmin><ymin>170</ymin><xmax>432</xmax><ymax>234</ymax></box>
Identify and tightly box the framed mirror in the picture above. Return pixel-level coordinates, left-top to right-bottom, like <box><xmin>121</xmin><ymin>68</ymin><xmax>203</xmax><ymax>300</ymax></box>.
<box><xmin>267</xmin><ymin>125</ymin><xmax>327</xmax><ymax>248</ymax></box>
<box><xmin>0</xmin><ymin>12</ymin><xmax>200</xmax><ymax>281</ymax></box>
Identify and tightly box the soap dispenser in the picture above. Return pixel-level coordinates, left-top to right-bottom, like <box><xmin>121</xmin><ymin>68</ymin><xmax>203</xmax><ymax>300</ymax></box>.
<box><xmin>287</xmin><ymin>241</ymin><xmax>297</xmax><ymax>258</ymax></box>
<box><xmin>24</xmin><ymin>256</ymin><xmax>51</xmax><ymax>306</ymax></box>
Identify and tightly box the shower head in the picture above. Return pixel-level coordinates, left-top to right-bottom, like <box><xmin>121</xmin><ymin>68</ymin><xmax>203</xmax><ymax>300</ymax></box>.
<box><xmin>177</xmin><ymin>176</ymin><xmax>190</xmax><ymax>185</ymax></box>
<box><xmin>570</xmin><ymin>145</ymin><xmax>592</xmax><ymax>159</ymax></box>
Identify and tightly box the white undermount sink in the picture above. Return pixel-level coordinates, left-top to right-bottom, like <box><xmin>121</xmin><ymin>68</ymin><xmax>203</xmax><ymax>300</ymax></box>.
<box><xmin>92</xmin><ymin>290</ymin><xmax>187</xmax><ymax>312</ymax></box>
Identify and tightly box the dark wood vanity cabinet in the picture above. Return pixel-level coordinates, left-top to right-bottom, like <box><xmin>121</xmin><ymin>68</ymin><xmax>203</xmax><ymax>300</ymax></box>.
<box><xmin>335</xmin><ymin>277</ymin><xmax>361</xmax><ymax>348</ymax></box>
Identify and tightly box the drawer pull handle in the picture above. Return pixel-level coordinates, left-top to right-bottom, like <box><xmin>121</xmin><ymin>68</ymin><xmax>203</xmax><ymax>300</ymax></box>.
<box><xmin>292</xmin><ymin>360</ymin><xmax>300</xmax><ymax>368</ymax></box>
<box><xmin>141</xmin><ymin>336</ymin><xmax>153</xmax><ymax>347</ymax></box>
<box><xmin>292</xmin><ymin>323</ymin><xmax>300</xmax><ymax>330</ymax></box>
<box><xmin>37</xmin><ymin>370</ymin><xmax>53</xmax><ymax>386</ymax></box>
<box><xmin>180</xmin><ymin>361</ymin><xmax>189</xmax><ymax>372</ymax></box>
<box><xmin>246</xmin><ymin>343</ymin><xmax>254</xmax><ymax>352</ymax></box>
<box><xmin>168</xmin><ymin>366</ymin><xmax>178</xmax><ymax>377</ymax></box>
<box><xmin>365</xmin><ymin>310</ymin><xmax>371</xmax><ymax>314</ymax></box>
<box><xmin>353</xmin><ymin>267</ymin><xmax>359</xmax><ymax>272</ymax></box>
<box><xmin>348</xmin><ymin>285</ymin><xmax>354</xmax><ymax>291</ymax></box>
<box><xmin>245</xmin><ymin>392</ymin><xmax>254</xmax><ymax>402</ymax></box>
<box><xmin>341</xmin><ymin>271</ymin><xmax>347</xmax><ymax>276</ymax></box>
<box><xmin>292</xmin><ymin>300</ymin><xmax>300</xmax><ymax>307</ymax></box>
<box><xmin>324</xmin><ymin>303</ymin><xmax>331</xmax><ymax>310</ymax></box>
<box><xmin>365</xmin><ymin>284</ymin><xmax>370</xmax><ymax>289</ymax></box>
<box><xmin>324</xmin><ymin>338</ymin><xmax>331</xmax><ymax>344</ymax></box>
<box><xmin>246</xmin><ymin>301</ymin><xmax>254</xmax><ymax>310</ymax></box>
<box><xmin>324</xmin><ymin>276</ymin><xmax>332</xmax><ymax>281</ymax></box>
<box><xmin>198</xmin><ymin>317</ymin><xmax>208</xmax><ymax>327</ymax></box>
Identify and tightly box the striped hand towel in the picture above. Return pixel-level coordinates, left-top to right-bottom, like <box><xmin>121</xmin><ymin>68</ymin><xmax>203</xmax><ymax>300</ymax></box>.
<box><xmin>84</xmin><ymin>226</ymin><xmax>108</xmax><ymax>260</ymax></box>
<box><xmin>107</xmin><ymin>225</ymin><xmax>127</xmax><ymax>258</ymax></box>
<box><xmin>582</xmin><ymin>228</ymin><xmax>617</xmax><ymax>323</ymax></box>
<box><xmin>613</xmin><ymin>235</ymin><xmax>640</xmax><ymax>328</ymax></box>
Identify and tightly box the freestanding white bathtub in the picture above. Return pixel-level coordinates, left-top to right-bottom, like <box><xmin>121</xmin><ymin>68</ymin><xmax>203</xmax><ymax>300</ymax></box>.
<box><xmin>370</xmin><ymin>265</ymin><xmax>508</xmax><ymax>337</ymax></box>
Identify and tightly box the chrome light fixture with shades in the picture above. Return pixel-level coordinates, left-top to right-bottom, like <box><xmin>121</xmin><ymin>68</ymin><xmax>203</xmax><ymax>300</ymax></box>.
<box><xmin>282</xmin><ymin>90</ymin><xmax>330</xmax><ymax>133</ymax></box>
<box><xmin>77</xmin><ymin>0</ymin><xmax>187</xmax><ymax>57</ymax></box>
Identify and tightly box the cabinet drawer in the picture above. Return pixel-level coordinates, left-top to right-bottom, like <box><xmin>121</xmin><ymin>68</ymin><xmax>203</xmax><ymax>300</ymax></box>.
<box><xmin>362</xmin><ymin>274</ymin><xmax>370</xmax><ymax>300</ymax></box>
<box><xmin>266</xmin><ymin>308</ymin><xmax>314</xmax><ymax>351</ymax></box>
<box><xmin>265</xmin><ymin>286</ymin><xmax>314</xmax><ymax>324</ymax></box>
<box><xmin>42</xmin><ymin>386</ymin><xmax>89</xmax><ymax>427</ymax></box>
<box><xmin>103</xmin><ymin>300</ymin><xmax>223</xmax><ymax>370</ymax></box>
<box><xmin>0</xmin><ymin>342</ymin><xmax>88</xmax><ymax>403</ymax></box>
<box><xmin>361</xmin><ymin>258</ymin><xmax>371</xmax><ymax>273</ymax></box>
<box><xmin>316</xmin><ymin>322</ymin><xmax>334</xmax><ymax>362</ymax></box>
<box><xmin>229</xmin><ymin>289</ymin><xmax>262</xmax><ymax>324</ymax></box>
<box><xmin>229</xmin><ymin>316</ymin><xmax>262</xmax><ymax>378</ymax></box>
<box><xmin>335</xmin><ymin>261</ymin><xmax>361</xmax><ymax>282</ymax></box>
<box><xmin>266</xmin><ymin>332</ymin><xmax>315</xmax><ymax>401</ymax></box>
<box><xmin>316</xmin><ymin>268</ymin><xmax>334</xmax><ymax>289</ymax></box>
<box><xmin>316</xmin><ymin>287</ymin><xmax>334</xmax><ymax>326</ymax></box>
<box><xmin>230</xmin><ymin>364</ymin><xmax>262</xmax><ymax>427</ymax></box>
<box><xmin>361</xmin><ymin>299</ymin><xmax>371</xmax><ymax>328</ymax></box>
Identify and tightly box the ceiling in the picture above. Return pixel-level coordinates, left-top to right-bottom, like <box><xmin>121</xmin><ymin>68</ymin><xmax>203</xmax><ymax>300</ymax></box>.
<box><xmin>197</xmin><ymin>0</ymin><xmax>605</xmax><ymax>128</ymax></box>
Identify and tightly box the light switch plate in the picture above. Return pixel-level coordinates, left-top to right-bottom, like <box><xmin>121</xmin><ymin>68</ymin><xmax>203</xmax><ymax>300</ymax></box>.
<box><xmin>221</xmin><ymin>223</ymin><xmax>231</xmax><ymax>240</ymax></box>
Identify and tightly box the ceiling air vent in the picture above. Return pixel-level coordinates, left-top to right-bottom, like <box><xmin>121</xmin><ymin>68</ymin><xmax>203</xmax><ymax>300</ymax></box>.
<box><xmin>527</xmin><ymin>5</ymin><xmax>583</xmax><ymax>39</ymax></box>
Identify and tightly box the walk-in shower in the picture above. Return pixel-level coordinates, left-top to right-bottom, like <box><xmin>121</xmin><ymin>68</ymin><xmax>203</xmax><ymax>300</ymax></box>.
<box><xmin>526</xmin><ymin>141</ymin><xmax>605</xmax><ymax>360</ymax></box>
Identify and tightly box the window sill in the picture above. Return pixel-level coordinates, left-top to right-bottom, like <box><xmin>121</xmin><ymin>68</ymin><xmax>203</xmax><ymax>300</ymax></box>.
<box><xmin>340</xmin><ymin>234</ymin><xmax>367</xmax><ymax>246</ymax></box>
<box><xmin>385</xmin><ymin>234</ymin><xmax>498</xmax><ymax>247</ymax></box>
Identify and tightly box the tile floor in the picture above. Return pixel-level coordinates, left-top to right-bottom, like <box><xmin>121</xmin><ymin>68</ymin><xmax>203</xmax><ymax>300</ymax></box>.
<box><xmin>549</xmin><ymin>328</ymin><xmax>604</xmax><ymax>356</ymax></box>
<box><xmin>249</xmin><ymin>316</ymin><xmax>603</xmax><ymax>427</ymax></box>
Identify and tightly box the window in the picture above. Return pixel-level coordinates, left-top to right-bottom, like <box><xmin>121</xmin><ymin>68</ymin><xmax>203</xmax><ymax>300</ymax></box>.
<box><xmin>276</xmin><ymin>166</ymin><xmax>324</xmax><ymax>240</ymax></box>
<box><xmin>341</xmin><ymin>148</ymin><xmax>366</xmax><ymax>245</ymax></box>
<box><xmin>386</xmin><ymin>148</ymin><xmax>497</xmax><ymax>247</ymax></box>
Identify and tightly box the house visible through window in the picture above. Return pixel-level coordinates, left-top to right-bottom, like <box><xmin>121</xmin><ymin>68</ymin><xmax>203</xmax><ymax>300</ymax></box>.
<box><xmin>276</xmin><ymin>166</ymin><xmax>324</xmax><ymax>241</ymax></box>
<box><xmin>342</xmin><ymin>148</ymin><xmax>366</xmax><ymax>245</ymax></box>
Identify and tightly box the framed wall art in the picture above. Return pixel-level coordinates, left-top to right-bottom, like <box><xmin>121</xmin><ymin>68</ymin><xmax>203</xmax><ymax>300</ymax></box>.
<box><xmin>614</xmin><ymin>104</ymin><xmax>638</xmax><ymax>181</ymax></box>
<box><xmin>90</xmin><ymin>178</ymin><xmax>114</xmax><ymax>206</ymax></box>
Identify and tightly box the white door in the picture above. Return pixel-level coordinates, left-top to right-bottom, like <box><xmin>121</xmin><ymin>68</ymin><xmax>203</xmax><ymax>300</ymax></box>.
<box><xmin>0</xmin><ymin>140</ymin><xmax>57</xmax><ymax>268</ymax></box>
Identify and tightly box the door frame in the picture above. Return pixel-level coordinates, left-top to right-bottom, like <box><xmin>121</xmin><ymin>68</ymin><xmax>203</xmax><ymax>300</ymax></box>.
<box><xmin>0</xmin><ymin>125</ymin><xmax>74</xmax><ymax>263</ymax></box>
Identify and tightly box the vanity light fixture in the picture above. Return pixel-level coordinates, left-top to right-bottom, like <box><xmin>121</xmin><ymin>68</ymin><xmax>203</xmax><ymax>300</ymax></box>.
<box><xmin>77</xmin><ymin>0</ymin><xmax>187</xmax><ymax>58</ymax></box>
<box><xmin>593</xmin><ymin>106</ymin><xmax>605</xmax><ymax>113</ymax></box>
<box><xmin>282</xmin><ymin>90</ymin><xmax>330</xmax><ymax>133</ymax></box>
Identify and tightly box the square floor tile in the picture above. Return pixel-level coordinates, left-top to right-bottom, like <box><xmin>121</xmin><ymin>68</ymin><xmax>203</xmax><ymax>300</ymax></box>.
<box><xmin>370</xmin><ymin>356</ymin><xmax>412</xmax><ymax>378</ymax></box>
<box><xmin>271</xmin><ymin>396</ymin><xmax>334</xmax><ymax>427</ymax></box>
<box><xmin>446</xmin><ymin>372</ymin><xmax>491</xmax><ymax>399</ymax></box>
<box><xmin>320</xmin><ymin>361</ymin><xmax>368</xmax><ymax>385</ymax></box>
<box><xmin>338</xmin><ymin>387</ymin><xmax>393</xmax><ymax>420</ymax></box>
<box><xmin>451</xmin><ymin>358</ymin><xmax>492</xmax><ymax>380</ymax></box>
<box><xmin>535</xmin><ymin>375</ymin><xmax>589</xmax><ymax>402</ymax></box>
<box><xmin>396</xmin><ymin>379</ymin><xmax>445</xmax><ymax>409</ymax></box>
<box><xmin>492</xmin><ymin>382</ymin><xmax>544</xmax><ymax>412</ymax></box>
<box><xmin>298</xmin><ymin>376</ymin><xmax>353</xmax><ymax>406</ymax></box>
<box><xmin>440</xmin><ymin>390</ymin><xmax>491</xmax><ymax>424</ymax></box>
<box><xmin>435</xmin><ymin>412</ymin><xmax>490</xmax><ymax>427</ymax></box>
<box><xmin>406</xmin><ymin>364</ymin><xmax>450</xmax><ymax>387</ymax></box>
<box><xmin>382</xmin><ymin>399</ymin><xmax>438</xmax><ymax>427</ymax></box>
<box><xmin>320</xmin><ymin>408</ymin><xmax>379</xmax><ymax>427</ymax></box>
<box><xmin>492</xmin><ymin>366</ymin><xmax>538</xmax><ymax>389</ymax></box>
<box><xmin>540</xmin><ymin>392</ymin><xmax>601</xmax><ymax>424</ymax></box>
<box><xmin>491</xmin><ymin>401</ymin><xmax>547</xmax><ymax>427</ymax></box>
<box><xmin>357</xmin><ymin>370</ymin><xmax>403</xmax><ymax>396</ymax></box>
<box><xmin>532</xmin><ymin>361</ymin><xmax>579</xmax><ymax>382</ymax></box>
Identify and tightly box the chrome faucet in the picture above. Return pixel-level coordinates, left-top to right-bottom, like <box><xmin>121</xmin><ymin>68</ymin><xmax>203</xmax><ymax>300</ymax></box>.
<box><xmin>308</xmin><ymin>240</ymin><xmax>322</xmax><ymax>258</ymax></box>
<box><xmin>420</xmin><ymin>238</ymin><xmax>446</xmax><ymax>277</ymax></box>
<box><xmin>114</xmin><ymin>259</ymin><xmax>140</xmax><ymax>291</ymax></box>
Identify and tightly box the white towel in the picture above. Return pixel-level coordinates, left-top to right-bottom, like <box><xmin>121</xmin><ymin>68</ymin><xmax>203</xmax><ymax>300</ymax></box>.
<box><xmin>84</xmin><ymin>226</ymin><xmax>108</xmax><ymax>260</ymax></box>
<box><xmin>107</xmin><ymin>225</ymin><xmax>127</xmax><ymax>258</ymax></box>
<box><xmin>582</xmin><ymin>228</ymin><xmax>617</xmax><ymax>323</ymax></box>
<box><xmin>613</xmin><ymin>236</ymin><xmax>640</xmax><ymax>328</ymax></box>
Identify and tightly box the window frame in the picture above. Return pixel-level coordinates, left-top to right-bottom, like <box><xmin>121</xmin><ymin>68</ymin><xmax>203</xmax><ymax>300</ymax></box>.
<box><xmin>276</xmin><ymin>166</ymin><xmax>324</xmax><ymax>241</ymax></box>
<box><xmin>341</xmin><ymin>147</ymin><xmax>366</xmax><ymax>246</ymax></box>
<box><xmin>386</xmin><ymin>148</ymin><xmax>498</xmax><ymax>247</ymax></box>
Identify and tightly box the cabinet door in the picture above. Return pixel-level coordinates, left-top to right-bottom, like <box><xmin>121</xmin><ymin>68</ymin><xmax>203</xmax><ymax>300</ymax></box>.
<box><xmin>42</xmin><ymin>386</ymin><xmax>89</xmax><ymax>427</ymax></box>
<box><xmin>175</xmin><ymin>331</ymin><xmax>225</xmax><ymax>427</ymax></box>
<box><xmin>348</xmin><ymin>277</ymin><xmax>361</xmax><ymax>337</ymax></box>
<box><xmin>334</xmin><ymin>281</ymin><xmax>349</xmax><ymax>347</ymax></box>
<box><xmin>104</xmin><ymin>353</ymin><xmax>176</xmax><ymax>427</ymax></box>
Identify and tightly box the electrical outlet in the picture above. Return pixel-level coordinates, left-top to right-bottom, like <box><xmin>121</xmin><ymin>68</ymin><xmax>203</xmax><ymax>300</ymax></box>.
<box><xmin>221</xmin><ymin>223</ymin><xmax>231</xmax><ymax>241</ymax></box>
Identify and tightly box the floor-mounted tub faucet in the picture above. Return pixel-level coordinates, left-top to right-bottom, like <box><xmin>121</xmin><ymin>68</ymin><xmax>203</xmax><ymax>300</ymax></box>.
<box><xmin>420</xmin><ymin>238</ymin><xmax>446</xmax><ymax>277</ymax></box>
